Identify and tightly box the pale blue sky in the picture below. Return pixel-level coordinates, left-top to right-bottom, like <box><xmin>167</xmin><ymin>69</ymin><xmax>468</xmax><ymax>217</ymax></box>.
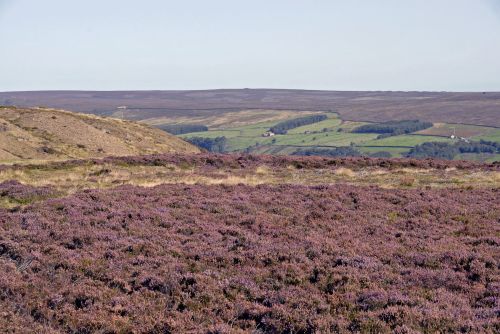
<box><xmin>1</xmin><ymin>0</ymin><xmax>500</xmax><ymax>91</ymax></box>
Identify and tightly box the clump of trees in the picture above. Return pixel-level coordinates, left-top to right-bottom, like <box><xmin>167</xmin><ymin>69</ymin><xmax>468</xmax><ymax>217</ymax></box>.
<box><xmin>270</xmin><ymin>115</ymin><xmax>327</xmax><ymax>134</ymax></box>
<box><xmin>186</xmin><ymin>136</ymin><xmax>227</xmax><ymax>153</ymax></box>
<box><xmin>353</xmin><ymin>120</ymin><xmax>433</xmax><ymax>137</ymax></box>
<box><xmin>292</xmin><ymin>146</ymin><xmax>362</xmax><ymax>157</ymax></box>
<box><xmin>407</xmin><ymin>140</ymin><xmax>500</xmax><ymax>160</ymax></box>
<box><xmin>157</xmin><ymin>124</ymin><xmax>208</xmax><ymax>135</ymax></box>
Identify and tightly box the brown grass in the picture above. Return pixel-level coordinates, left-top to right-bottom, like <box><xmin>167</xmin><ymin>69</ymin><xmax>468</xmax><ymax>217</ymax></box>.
<box><xmin>144</xmin><ymin>109</ymin><xmax>321</xmax><ymax>129</ymax></box>
<box><xmin>1</xmin><ymin>159</ymin><xmax>498</xmax><ymax>209</ymax></box>
<box><xmin>0</xmin><ymin>107</ymin><xmax>199</xmax><ymax>164</ymax></box>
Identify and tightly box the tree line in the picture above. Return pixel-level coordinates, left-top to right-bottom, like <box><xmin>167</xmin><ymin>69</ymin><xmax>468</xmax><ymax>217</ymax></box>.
<box><xmin>270</xmin><ymin>115</ymin><xmax>328</xmax><ymax>134</ymax></box>
<box><xmin>157</xmin><ymin>124</ymin><xmax>208</xmax><ymax>135</ymax></box>
<box><xmin>407</xmin><ymin>140</ymin><xmax>500</xmax><ymax>160</ymax></box>
<box><xmin>353</xmin><ymin>120</ymin><xmax>433</xmax><ymax>138</ymax></box>
<box><xmin>186</xmin><ymin>137</ymin><xmax>227</xmax><ymax>153</ymax></box>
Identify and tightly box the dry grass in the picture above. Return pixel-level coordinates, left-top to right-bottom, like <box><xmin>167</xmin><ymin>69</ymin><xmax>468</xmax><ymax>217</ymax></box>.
<box><xmin>399</xmin><ymin>176</ymin><xmax>416</xmax><ymax>187</ymax></box>
<box><xmin>492</xmin><ymin>171</ymin><xmax>500</xmax><ymax>182</ymax></box>
<box><xmin>1</xmin><ymin>162</ymin><xmax>498</xmax><ymax>203</ymax></box>
<box><xmin>144</xmin><ymin>109</ymin><xmax>321</xmax><ymax>129</ymax></box>
<box><xmin>0</xmin><ymin>107</ymin><xmax>199</xmax><ymax>164</ymax></box>
<box><xmin>334</xmin><ymin>167</ymin><xmax>356</xmax><ymax>177</ymax></box>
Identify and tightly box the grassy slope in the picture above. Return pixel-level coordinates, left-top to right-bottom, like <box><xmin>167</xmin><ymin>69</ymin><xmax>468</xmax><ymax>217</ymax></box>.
<box><xmin>0</xmin><ymin>107</ymin><xmax>200</xmax><ymax>164</ymax></box>
<box><xmin>472</xmin><ymin>129</ymin><xmax>500</xmax><ymax>142</ymax></box>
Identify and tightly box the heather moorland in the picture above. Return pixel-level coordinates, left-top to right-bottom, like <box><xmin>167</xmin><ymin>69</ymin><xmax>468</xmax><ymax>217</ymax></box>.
<box><xmin>0</xmin><ymin>154</ymin><xmax>499</xmax><ymax>333</ymax></box>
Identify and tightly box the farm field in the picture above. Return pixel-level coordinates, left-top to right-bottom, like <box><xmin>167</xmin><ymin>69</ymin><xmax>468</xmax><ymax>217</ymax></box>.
<box><xmin>455</xmin><ymin>153</ymin><xmax>500</xmax><ymax>163</ymax></box>
<box><xmin>144</xmin><ymin>109</ymin><xmax>321</xmax><ymax>130</ymax></box>
<box><xmin>472</xmin><ymin>130</ymin><xmax>500</xmax><ymax>142</ymax></box>
<box><xmin>360</xmin><ymin>134</ymin><xmax>453</xmax><ymax>148</ymax></box>
<box><xmin>0</xmin><ymin>153</ymin><xmax>499</xmax><ymax>333</ymax></box>
<box><xmin>357</xmin><ymin>146</ymin><xmax>410</xmax><ymax>156</ymax></box>
<box><xmin>416</xmin><ymin>123</ymin><xmax>500</xmax><ymax>139</ymax></box>
<box><xmin>176</xmin><ymin>113</ymin><xmax>499</xmax><ymax>160</ymax></box>
<box><xmin>178</xmin><ymin>114</ymin><xmax>377</xmax><ymax>153</ymax></box>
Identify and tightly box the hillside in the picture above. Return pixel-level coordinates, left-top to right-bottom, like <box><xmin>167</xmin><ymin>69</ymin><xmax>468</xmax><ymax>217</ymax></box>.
<box><xmin>1</xmin><ymin>89</ymin><xmax>500</xmax><ymax>126</ymax></box>
<box><xmin>0</xmin><ymin>107</ymin><xmax>200</xmax><ymax>163</ymax></box>
<box><xmin>0</xmin><ymin>154</ymin><xmax>498</xmax><ymax>333</ymax></box>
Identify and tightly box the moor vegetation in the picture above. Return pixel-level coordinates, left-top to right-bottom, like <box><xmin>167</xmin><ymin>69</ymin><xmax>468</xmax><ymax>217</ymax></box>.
<box><xmin>0</xmin><ymin>182</ymin><xmax>498</xmax><ymax>333</ymax></box>
<box><xmin>2</xmin><ymin>90</ymin><xmax>500</xmax><ymax>127</ymax></box>
<box><xmin>0</xmin><ymin>180</ymin><xmax>59</xmax><ymax>205</ymax></box>
<box><xmin>3</xmin><ymin>153</ymin><xmax>498</xmax><ymax>175</ymax></box>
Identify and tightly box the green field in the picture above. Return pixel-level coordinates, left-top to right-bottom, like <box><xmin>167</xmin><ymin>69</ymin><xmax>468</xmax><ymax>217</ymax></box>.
<box><xmin>455</xmin><ymin>153</ymin><xmax>500</xmax><ymax>163</ymax></box>
<box><xmin>357</xmin><ymin>146</ymin><xmax>410</xmax><ymax>157</ymax></box>
<box><xmin>287</xmin><ymin>117</ymin><xmax>342</xmax><ymax>134</ymax></box>
<box><xmin>179</xmin><ymin>115</ymin><xmax>379</xmax><ymax>152</ymax></box>
<box><xmin>417</xmin><ymin>123</ymin><xmax>500</xmax><ymax>139</ymax></box>
<box><xmin>361</xmin><ymin>134</ymin><xmax>454</xmax><ymax>147</ymax></box>
<box><xmin>472</xmin><ymin>129</ymin><xmax>500</xmax><ymax>142</ymax></box>
<box><xmin>174</xmin><ymin>112</ymin><xmax>499</xmax><ymax>160</ymax></box>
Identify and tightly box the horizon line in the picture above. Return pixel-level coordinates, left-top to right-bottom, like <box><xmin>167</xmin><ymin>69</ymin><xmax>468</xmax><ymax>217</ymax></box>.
<box><xmin>1</xmin><ymin>88</ymin><xmax>500</xmax><ymax>94</ymax></box>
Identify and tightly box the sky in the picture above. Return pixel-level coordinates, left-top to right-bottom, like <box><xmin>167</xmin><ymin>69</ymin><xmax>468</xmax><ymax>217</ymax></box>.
<box><xmin>1</xmin><ymin>0</ymin><xmax>500</xmax><ymax>92</ymax></box>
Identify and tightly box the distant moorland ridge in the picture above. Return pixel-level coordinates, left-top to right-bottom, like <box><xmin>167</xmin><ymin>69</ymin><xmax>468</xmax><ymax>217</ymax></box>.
<box><xmin>1</xmin><ymin>89</ymin><xmax>499</xmax><ymax>126</ymax></box>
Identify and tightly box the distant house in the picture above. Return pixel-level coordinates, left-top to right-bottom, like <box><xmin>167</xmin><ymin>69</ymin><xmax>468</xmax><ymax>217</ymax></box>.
<box><xmin>117</xmin><ymin>106</ymin><xmax>128</xmax><ymax>110</ymax></box>
<box><xmin>304</xmin><ymin>131</ymin><xmax>311</xmax><ymax>134</ymax></box>
<box><xmin>262</xmin><ymin>131</ymin><xmax>275</xmax><ymax>137</ymax></box>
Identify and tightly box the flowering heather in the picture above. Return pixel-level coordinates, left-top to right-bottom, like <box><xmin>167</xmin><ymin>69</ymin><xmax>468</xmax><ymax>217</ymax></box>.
<box><xmin>0</xmin><ymin>180</ymin><xmax>58</xmax><ymax>204</ymax></box>
<box><xmin>0</xmin><ymin>183</ymin><xmax>498</xmax><ymax>333</ymax></box>
<box><xmin>5</xmin><ymin>153</ymin><xmax>500</xmax><ymax>173</ymax></box>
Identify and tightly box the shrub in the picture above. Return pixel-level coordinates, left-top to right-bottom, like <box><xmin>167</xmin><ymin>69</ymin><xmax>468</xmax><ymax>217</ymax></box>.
<box><xmin>0</xmin><ymin>183</ymin><xmax>496</xmax><ymax>332</ymax></box>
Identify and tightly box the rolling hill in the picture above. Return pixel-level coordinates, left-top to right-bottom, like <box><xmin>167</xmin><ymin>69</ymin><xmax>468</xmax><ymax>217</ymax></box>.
<box><xmin>0</xmin><ymin>107</ymin><xmax>200</xmax><ymax>163</ymax></box>
<box><xmin>1</xmin><ymin>89</ymin><xmax>500</xmax><ymax>126</ymax></box>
